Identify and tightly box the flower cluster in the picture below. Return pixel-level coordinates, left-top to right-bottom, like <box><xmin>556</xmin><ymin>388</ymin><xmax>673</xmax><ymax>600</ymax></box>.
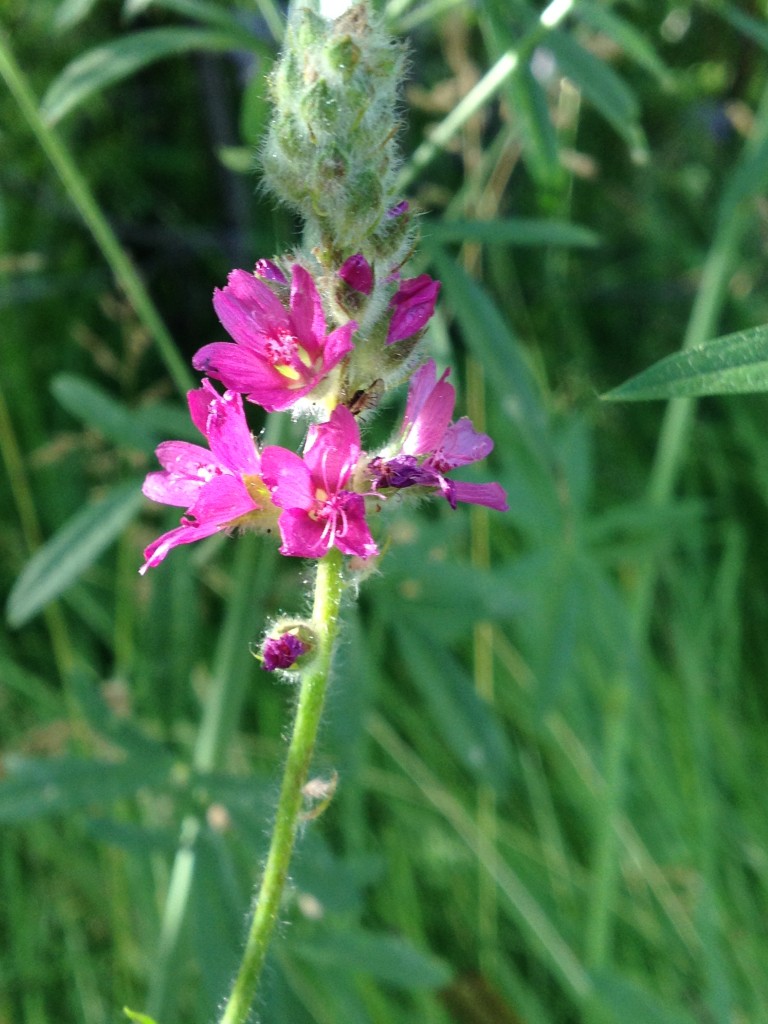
<box><xmin>141</xmin><ymin>251</ymin><xmax>507</xmax><ymax>598</ymax></box>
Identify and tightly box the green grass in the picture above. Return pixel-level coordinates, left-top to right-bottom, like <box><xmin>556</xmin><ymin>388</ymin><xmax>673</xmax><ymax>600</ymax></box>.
<box><xmin>3</xmin><ymin>1</ymin><xmax>768</xmax><ymax>1022</ymax></box>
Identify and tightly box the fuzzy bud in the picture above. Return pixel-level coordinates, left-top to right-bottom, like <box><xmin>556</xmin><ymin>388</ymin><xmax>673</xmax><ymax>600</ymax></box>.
<box><xmin>262</xmin><ymin>1</ymin><xmax>415</xmax><ymax>267</ymax></box>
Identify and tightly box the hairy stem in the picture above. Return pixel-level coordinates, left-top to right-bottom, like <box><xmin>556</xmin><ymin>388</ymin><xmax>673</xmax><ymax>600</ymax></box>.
<box><xmin>219</xmin><ymin>546</ymin><xmax>345</xmax><ymax>1024</ymax></box>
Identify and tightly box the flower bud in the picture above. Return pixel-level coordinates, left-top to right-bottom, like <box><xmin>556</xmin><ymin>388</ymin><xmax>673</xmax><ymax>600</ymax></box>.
<box><xmin>261</xmin><ymin>1</ymin><xmax>415</xmax><ymax>265</ymax></box>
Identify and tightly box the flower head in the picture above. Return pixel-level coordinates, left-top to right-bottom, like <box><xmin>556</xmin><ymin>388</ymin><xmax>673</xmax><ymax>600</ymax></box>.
<box><xmin>386</xmin><ymin>274</ymin><xmax>440</xmax><ymax>345</ymax></box>
<box><xmin>140</xmin><ymin>379</ymin><xmax>275</xmax><ymax>572</ymax></box>
<box><xmin>193</xmin><ymin>264</ymin><xmax>357</xmax><ymax>413</ymax></box>
<box><xmin>370</xmin><ymin>359</ymin><xmax>508</xmax><ymax>511</ymax></box>
<box><xmin>262</xmin><ymin>405</ymin><xmax>378</xmax><ymax>559</ymax></box>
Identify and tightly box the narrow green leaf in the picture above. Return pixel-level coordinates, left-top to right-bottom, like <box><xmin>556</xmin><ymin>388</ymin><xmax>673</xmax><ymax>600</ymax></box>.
<box><xmin>41</xmin><ymin>27</ymin><xmax>265</xmax><ymax>126</ymax></box>
<box><xmin>592</xmin><ymin>970</ymin><xmax>699</xmax><ymax>1024</ymax></box>
<box><xmin>548</xmin><ymin>29</ymin><xmax>647</xmax><ymax>156</ymax></box>
<box><xmin>427</xmin><ymin>245</ymin><xmax>551</xmax><ymax>465</ymax></box>
<box><xmin>51</xmin><ymin>373</ymin><xmax>158</xmax><ymax>453</ymax></box>
<box><xmin>0</xmin><ymin>753</ymin><xmax>170</xmax><ymax>822</ymax></box>
<box><xmin>712</xmin><ymin>1</ymin><xmax>768</xmax><ymax>54</ymax></box>
<box><xmin>6</xmin><ymin>481</ymin><xmax>144</xmax><ymax>627</ymax></box>
<box><xmin>395</xmin><ymin>625</ymin><xmax>513</xmax><ymax>791</ymax></box>
<box><xmin>289</xmin><ymin>928</ymin><xmax>452</xmax><ymax>990</ymax></box>
<box><xmin>505</xmin><ymin>63</ymin><xmax>567</xmax><ymax>192</ymax></box>
<box><xmin>125</xmin><ymin>0</ymin><xmax>252</xmax><ymax>34</ymax></box>
<box><xmin>602</xmin><ymin>323</ymin><xmax>768</xmax><ymax>402</ymax></box>
<box><xmin>55</xmin><ymin>0</ymin><xmax>101</xmax><ymax>31</ymax></box>
<box><xmin>424</xmin><ymin>217</ymin><xmax>599</xmax><ymax>248</ymax></box>
<box><xmin>575</xmin><ymin>2</ymin><xmax>674</xmax><ymax>87</ymax></box>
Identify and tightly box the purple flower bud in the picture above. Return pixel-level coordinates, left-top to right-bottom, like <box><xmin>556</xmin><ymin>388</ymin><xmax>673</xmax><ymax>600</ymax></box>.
<box><xmin>254</xmin><ymin>259</ymin><xmax>288</xmax><ymax>284</ymax></box>
<box><xmin>262</xmin><ymin>632</ymin><xmax>309</xmax><ymax>671</ymax></box>
<box><xmin>386</xmin><ymin>274</ymin><xmax>441</xmax><ymax>345</ymax></box>
<box><xmin>338</xmin><ymin>253</ymin><xmax>374</xmax><ymax>295</ymax></box>
<box><xmin>387</xmin><ymin>200</ymin><xmax>409</xmax><ymax>219</ymax></box>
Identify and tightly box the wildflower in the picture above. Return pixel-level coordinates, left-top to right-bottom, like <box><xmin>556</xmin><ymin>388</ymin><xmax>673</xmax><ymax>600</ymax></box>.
<box><xmin>261</xmin><ymin>632</ymin><xmax>309</xmax><ymax>671</ymax></box>
<box><xmin>386</xmin><ymin>273</ymin><xmax>440</xmax><ymax>345</ymax></box>
<box><xmin>140</xmin><ymin>380</ymin><xmax>275</xmax><ymax>572</ymax></box>
<box><xmin>261</xmin><ymin>405</ymin><xmax>378</xmax><ymax>559</ymax></box>
<box><xmin>370</xmin><ymin>359</ymin><xmax>508</xmax><ymax>511</ymax></box>
<box><xmin>193</xmin><ymin>264</ymin><xmax>357</xmax><ymax>413</ymax></box>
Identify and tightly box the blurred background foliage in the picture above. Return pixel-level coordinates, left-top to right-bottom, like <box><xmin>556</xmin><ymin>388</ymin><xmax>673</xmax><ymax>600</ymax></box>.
<box><xmin>3</xmin><ymin>1</ymin><xmax>768</xmax><ymax>1022</ymax></box>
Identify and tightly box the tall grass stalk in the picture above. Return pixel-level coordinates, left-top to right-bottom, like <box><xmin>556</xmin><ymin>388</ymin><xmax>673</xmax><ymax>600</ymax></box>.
<box><xmin>0</xmin><ymin>28</ymin><xmax>194</xmax><ymax>399</ymax></box>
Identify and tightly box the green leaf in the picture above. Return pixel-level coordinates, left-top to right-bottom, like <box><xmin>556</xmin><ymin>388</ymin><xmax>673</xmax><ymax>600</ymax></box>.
<box><xmin>289</xmin><ymin>928</ymin><xmax>452</xmax><ymax>990</ymax></box>
<box><xmin>0</xmin><ymin>753</ymin><xmax>171</xmax><ymax>823</ymax></box>
<box><xmin>54</xmin><ymin>0</ymin><xmax>101</xmax><ymax>31</ymax></box>
<box><xmin>505</xmin><ymin>63</ymin><xmax>567</xmax><ymax>193</ymax></box>
<box><xmin>548</xmin><ymin>29</ymin><xmax>647</xmax><ymax>156</ymax></box>
<box><xmin>51</xmin><ymin>373</ymin><xmax>158</xmax><ymax>453</ymax></box>
<box><xmin>427</xmin><ymin>245</ymin><xmax>551</xmax><ymax>465</ymax></box>
<box><xmin>124</xmin><ymin>0</ymin><xmax>252</xmax><ymax>34</ymax></box>
<box><xmin>592</xmin><ymin>969</ymin><xmax>699</xmax><ymax>1024</ymax></box>
<box><xmin>575</xmin><ymin>2</ymin><xmax>674</xmax><ymax>87</ymax></box>
<box><xmin>423</xmin><ymin>217</ymin><xmax>599</xmax><ymax>248</ymax></box>
<box><xmin>41</xmin><ymin>27</ymin><xmax>265</xmax><ymax>126</ymax></box>
<box><xmin>395</xmin><ymin>625</ymin><xmax>513</xmax><ymax>791</ymax></box>
<box><xmin>602</xmin><ymin>323</ymin><xmax>768</xmax><ymax>402</ymax></box>
<box><xmin>6</xmin><ymin>481</ymin><xmax>144</xmax><ymax>627</ymax></box>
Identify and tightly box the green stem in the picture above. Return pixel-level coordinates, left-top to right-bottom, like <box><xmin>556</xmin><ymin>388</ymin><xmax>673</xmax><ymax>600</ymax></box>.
<box><xmin>0</xmin><ymin>27</ymin><xmax>195</xmax><ymax>400</ymax></box>
<box><xmin>219</xmin><ymin>547</ymin><xmax>346</xmax><ymax>1024</ymax></box>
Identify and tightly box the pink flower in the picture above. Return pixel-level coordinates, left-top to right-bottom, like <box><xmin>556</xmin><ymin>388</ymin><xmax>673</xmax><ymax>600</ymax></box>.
<box><xmin>370</xmin><ymin>360</ymin><xmax>508</xmax><ymax>511</ymax></box>
<box><xmin>386</xmin><ymin>274</ymin><xmax>440</xmax><ymax>345</ymax></box>
<box><xmin>140</xmin><ymin>379</ymin><xmax>274</xmax><ymax>572</ymax></box>
<box><xmin>261</xmin><ymin>405</ymin><xmax>378</xmax><ymax>559</ymax></box>
<box><xmin>193</xmin><ymin>264</ymin><xmax>357</xmax><ymax>413</ymax></box>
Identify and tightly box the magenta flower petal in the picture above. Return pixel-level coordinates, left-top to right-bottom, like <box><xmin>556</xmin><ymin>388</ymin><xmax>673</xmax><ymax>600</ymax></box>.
<box><xmin>274</xmin><ymin>508</ymin><xmax>330</xmax><ymax>558</ymax></box>
<box><xmin>451</xmin><ymin>481</ymin><xmax>509</xmax><ymax>511</ymax></box>
<box><xmin>203</xmin><ymin>388</ymin><xmax>261</xmax><ymax>475</ymax></box>
<box><xmin>214</xmin><ymin>269</ymin><xmax>289</xmax><ymax>339</ymax></box>
<box><xmin>434</xmin><ymin>417</ymin><xmax>494</xmax><ymax>469</ymax></box>
<box><xmin>303</xmin><ymin>405</ymin><xmax>360</xmax><ymax>490</ymax></box>
<box><xmin>261</xmin><ymin>447</ymin><xmax>313</xmax><ymax>510</ymax></box>
<box><xmin>323</xmin><ymin>321</ymin><xmax>357</xmax><ymax>366</ymax></box>
<box><xmin>185</xmin><ymin>473</ymin><xmax>258</xmax><ymax>526</ymax></box>
<box><xmin>402</xmin><ymin>361</ymin><xmax>455</xmax><ymax>456</ymax></box>
<box><xmin>289</xmin><ymin>264</ymin><xmax>326</xmax><ymax>350</ymax></box>
<box><xmin>193</xmin><ymin>341</ymin><xmax>279</xmax><ymax>391</ymax></box>
<box><xmin>331</xmin><ymin>492</ymin><xmax>378</xmax><ymax>558</ymax></box>
<box><xmin>386</xmin><ymin>274</ymin><xmax>441</xmax><ymax>345</ymax></box>
<box><xmin>141</xmin><ymin>519</ymin><xmax>223</xmax><ymax>574</ymax></box>
<box><xmin>142</xmin><ymin>441</ymin><xmax>215</xmax><ymax>506</ymax></box>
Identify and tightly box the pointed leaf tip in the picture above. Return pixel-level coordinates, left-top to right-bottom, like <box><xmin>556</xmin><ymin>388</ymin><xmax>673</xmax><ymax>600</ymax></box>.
<box><xmin>602</xmin><ymin>323</ymin><xmax>768</xmax><ymax>402</ymax></box>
